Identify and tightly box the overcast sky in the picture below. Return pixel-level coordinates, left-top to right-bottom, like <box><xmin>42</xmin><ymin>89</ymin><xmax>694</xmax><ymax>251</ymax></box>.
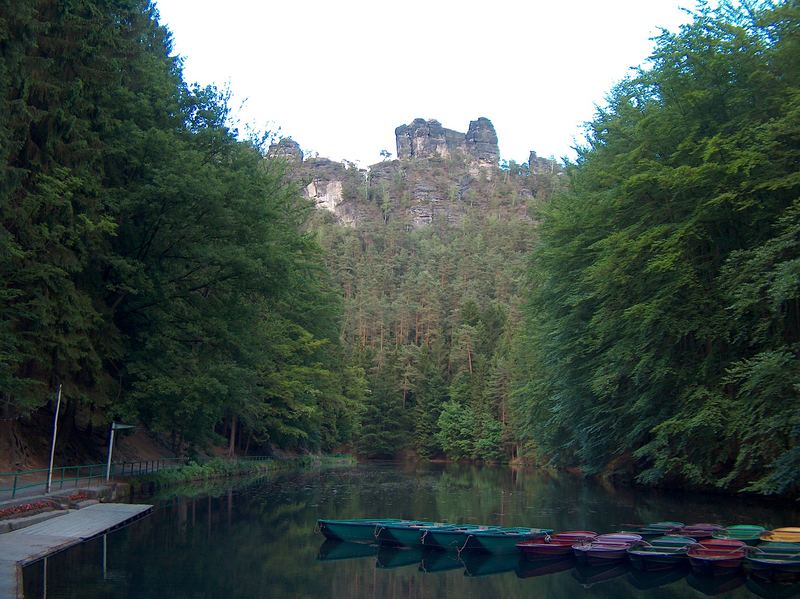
<box><xmin>154</xmin><ymin>0</ymin><xmax>694</xmax><ymax>167</ymax></box>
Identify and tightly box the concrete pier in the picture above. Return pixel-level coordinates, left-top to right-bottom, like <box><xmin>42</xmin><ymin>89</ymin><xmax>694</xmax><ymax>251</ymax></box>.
<box><xmin>0</xmin><ymin>503</ymin><xmax>152</xmax><ymax>598</ymax></box>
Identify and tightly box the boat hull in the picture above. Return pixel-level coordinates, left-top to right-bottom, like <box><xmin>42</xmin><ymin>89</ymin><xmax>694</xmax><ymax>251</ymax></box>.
<box><xmin>628</xmin><ymin>547</ymin><xmax>688</xmax><ymax>571</ymax></box>
<box><xmin>464</xmin><ymin>529</ymin><xmax>552</xmax><ymax>554</ymax></box>
<box><xmin>318</xmin><ymin>519</ymin><xmax>399</xmax><ymax>543</ymax></box>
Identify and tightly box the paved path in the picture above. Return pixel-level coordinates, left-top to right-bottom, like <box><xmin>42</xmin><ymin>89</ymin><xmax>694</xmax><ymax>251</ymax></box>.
<box><xmin>0</xmin><ymin>503</ymin><xmax>152</xmax><ymax>598</ymax></box>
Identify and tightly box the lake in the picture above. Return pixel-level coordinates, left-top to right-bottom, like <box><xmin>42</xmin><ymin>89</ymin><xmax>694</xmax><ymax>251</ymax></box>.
<box><xmin>22</xmin><ymin>462</ymin><xmax>800</xmax><ymax>598</ymax></box>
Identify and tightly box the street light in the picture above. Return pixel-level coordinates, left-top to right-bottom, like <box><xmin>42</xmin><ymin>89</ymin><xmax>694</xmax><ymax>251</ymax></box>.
<box><xmin>105</xmin><ymin>422</ymin><xmax>135</xmax><ymax>480</ymax></box>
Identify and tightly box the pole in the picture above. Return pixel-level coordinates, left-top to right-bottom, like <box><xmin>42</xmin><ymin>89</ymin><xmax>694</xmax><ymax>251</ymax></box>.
<box><xmin>105</xmin><ymin>424</ymin><xmax>116</xmax><ymax>481</ymax></box>
<box><xmin>46</xmin><ymin>384</ymin><xmax>62</xmax><ymax>494</ymax></box>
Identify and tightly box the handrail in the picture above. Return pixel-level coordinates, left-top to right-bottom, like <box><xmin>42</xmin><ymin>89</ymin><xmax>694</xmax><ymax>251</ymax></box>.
<box><xmin>0</xmin><ymin>455</ymin><xmax>273</xmax><ymax>498</ymax></box>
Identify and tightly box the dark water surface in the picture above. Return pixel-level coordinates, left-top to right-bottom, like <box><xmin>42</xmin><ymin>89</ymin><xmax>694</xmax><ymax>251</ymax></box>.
<box><xmin>22</xmin><ymin>462</ymin><xmax>800</xmax><ymax>598</ymax></box>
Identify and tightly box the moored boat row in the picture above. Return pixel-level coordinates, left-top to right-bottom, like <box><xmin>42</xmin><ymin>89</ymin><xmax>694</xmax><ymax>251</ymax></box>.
<box><xmin>316</xmin><ymin>519</ymin><xmax>800</xmax><ymax>577</ymax></box>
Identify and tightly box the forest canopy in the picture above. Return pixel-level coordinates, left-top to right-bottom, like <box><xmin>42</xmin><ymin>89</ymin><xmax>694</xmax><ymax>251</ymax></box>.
<box><xmin>0</xmin><ymin>0</ymin><xmax>361</xmax><ymax>452</ymax></box>
<box><xmin>512</xmin><ymin>0</ymin><xmax>800</xmax><ymax>495</ymax></box>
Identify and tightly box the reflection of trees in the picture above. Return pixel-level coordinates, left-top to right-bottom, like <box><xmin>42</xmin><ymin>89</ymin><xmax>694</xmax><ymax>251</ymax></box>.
<box><xmin>23</xmin><ymin>463</ymin><xmax>800</xmax><ymax>598</ymax></box>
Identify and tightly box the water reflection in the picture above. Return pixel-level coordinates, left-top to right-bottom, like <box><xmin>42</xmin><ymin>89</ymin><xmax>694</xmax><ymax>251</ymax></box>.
<box><xmin>314</xmin><ymin>538</ymin><xmax>800</xmax><ymax>598</ymax></box>
<box><xmin>21</xmin><ymin>462</ymin><xmax>800</xmax><ymax>598</ymax></box>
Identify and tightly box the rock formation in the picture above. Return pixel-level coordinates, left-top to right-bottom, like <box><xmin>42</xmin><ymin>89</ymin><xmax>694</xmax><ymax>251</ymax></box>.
<box><xmin>266</xmin><ymin>137</ymin><xmax>304</xmax><ymax>163</ymax></box>
<box><xmin>267</xmin><ymin>119</ymin><xmax>560</xmax><ymax>230</ymax></box>
<box><xmin>528</xmin><ymin>150</ymin><xmax>559</xmax><ymax>175</ymax></box>
<box><xmin>395</xmin><ymin>117</ymin><xmax>499</xmax><ymax>166</ymax></box>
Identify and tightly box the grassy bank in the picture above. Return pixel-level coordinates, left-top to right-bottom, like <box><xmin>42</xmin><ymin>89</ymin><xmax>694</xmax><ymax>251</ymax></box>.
<box><xmin>130</xmin><ymin>455</ymin><xmax>356</xmax><ymax>492</ymax></box>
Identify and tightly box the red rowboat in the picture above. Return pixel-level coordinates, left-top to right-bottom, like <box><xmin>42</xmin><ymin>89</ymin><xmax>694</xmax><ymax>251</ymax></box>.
<box><xmin>517</xmin><ymin>531</ymin><xmax>598</xmax><ymax>558</ymax></box>
<box><xmin>687</xmin><ymin>539</ymin><xmax>747</xmax><ymax>575</ymax></box>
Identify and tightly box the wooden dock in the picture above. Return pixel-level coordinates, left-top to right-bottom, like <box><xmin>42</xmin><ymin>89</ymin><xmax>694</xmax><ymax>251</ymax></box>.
<box><xmin>0</xmin><ymin>503</ymin><xmax>152</xmax><ymax>598</ymax></box>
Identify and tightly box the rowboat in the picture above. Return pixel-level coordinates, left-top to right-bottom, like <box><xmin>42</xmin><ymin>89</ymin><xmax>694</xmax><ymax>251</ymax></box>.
<box><xmin>649</xmin><ymin>535</ymin><xmax>697</xmax><ymax>547</ymax></box>
<box><xmin>627</xmin><ymin>544</ymin><xmax>690</xmax><ymax>571</ymax></box>
<box><xmin>374</xmin><ymin>520</ymin><xmax>442</xmax><ymax>546</ymax></box>
<box><xmin>573</xmin><ymin>534</ymin><xmax>643</xmax><ymax>566</ymax></box>
<box><xmin>460</xmin><ymin>527</ymin><xmax>553</xmax><ymax>554</ymax></box>
<box><xmin>746</xmin><ymin>544</ymin><xmax>800</xmax><ymax>580</ymax></box>
<box><xmin>761</xmin><ymin>528</ymin><xmax>800</xmax><ymax>544</ymax></box>
<box><xmin>516</xmin><ymin>531</ymin><xmax>597</xmax><ymax>558</ymax></box>
<box><xmin>687</xmin><ymin>539</ymin><xmax>747</xmax><ymax>575</ymax></box>
<box><xmin>712</xmin><ymin>524</ymin><xmax>766</xmax><ymax>545</ymax></box>
<box><xmin>419</xmin><ymin>524</ymin><xmax>499</xmax><ymax>550</ymax></box>
<box><xmin>679</xmin><ymin>523</ymin><xmax>725</xmax><ymax>540</ymax></box>
<box><xmin>623</xmin><ymin>521</ymin><xmax>684</xmax><ymax>537</ymax></box>
<box><xmin>317</xmin><ymin>518</ymin><xmax>404</xmax><ymax>542</ymax></box>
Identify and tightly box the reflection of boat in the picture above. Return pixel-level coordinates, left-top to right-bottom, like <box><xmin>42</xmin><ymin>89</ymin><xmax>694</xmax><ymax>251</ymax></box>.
<box><xmin>712</xmin><ymin>524</ymin><xmax>766</xmax><ymax>545</ymax></box>
<box><xmin>626</xmin><ymin>565</ymin><xmax>688</xmax><ymax>590</ymax></box>
<box><xmin>686</xmin><ymin>571</ymin><xmax>746</xmax><ymax>596</ymax></box>
<box><xmin>746</xmin><ymin>576</ymin><xmax>800</xmax><ymax>598</ymax></box>
<box><xmin>687</xmin><ymin>539</ymin><xmax>746</xmax><ymax>575</ymax></box>
<box><xmin>419</xmin><ymin>551</ymin><xmax>463</xmax><ymax>573</ymax></box>
<box><xmin>376</xmin><ymin>546</ymin><xmax>426</xmax><ymax>569</ymax></box>
<box><xmin>317</xmin><ymin>539</ymin><xmax>378</xmax><ymax>561</ymax></box>
<box><xmin>317</xmin><ymin>518</ymin><xmax>402</xmax><ymax>543</ymax></box>
<box><xmin>461</xmin><ymin>527</ymin><xmax>553</xmax><ymax>554</ymax></box>
<box><xmin>516</xmin><ymin>556</ymin><xmax>574</xmax><ymax>578</ymax></box>
<box><xmin>572</xmin><ymin>562</ymin><xmax>628</xmax><ymax>586</ymax></box>
<box><xmin>462</xmin><ymin>553</ymin><xmax>520</xmax><ymax>577</ymax></box>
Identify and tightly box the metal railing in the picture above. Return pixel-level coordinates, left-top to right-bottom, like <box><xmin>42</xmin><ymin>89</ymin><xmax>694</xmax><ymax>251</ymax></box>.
<box><xmin>0</xmin><ymin>456</ymin><xmax>272</xmax><ymax>499</ymax></box>
<box><xmin>0</xmin><ymin>458</ymin><xmax>188</xmax><ymax>499</ymax></box>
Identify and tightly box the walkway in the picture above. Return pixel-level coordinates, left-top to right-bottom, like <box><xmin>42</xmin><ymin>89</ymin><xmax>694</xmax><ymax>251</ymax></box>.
<box><xmin>0</xmin><ymin>503</ymin><xmax>152</xmax><ymax>598</ymax></box>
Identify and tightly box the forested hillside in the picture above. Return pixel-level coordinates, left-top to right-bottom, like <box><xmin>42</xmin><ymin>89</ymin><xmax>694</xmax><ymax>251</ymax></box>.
<box><xmin>2</xmin><ymin>0</ymin><xmax>797</xmax><ymax>498</ymax></box>
<box><xmin>513</xmin><ymin>0</ymin><xmax>800</xmax><ymax>495</ymax></box>
<box><xmin>0</xmin><ymin>0</ymin><xmax>361</xmax><ymax>459</ymax></box>
<box><xmin>302</xmin><ymin>155</ymin><xmax>561</xmax><ymax>460</ymax></box>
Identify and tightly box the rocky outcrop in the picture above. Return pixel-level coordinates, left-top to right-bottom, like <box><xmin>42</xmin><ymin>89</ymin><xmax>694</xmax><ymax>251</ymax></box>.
<box><xmin>395</xmin><ymin>117</ymin><xmax>499</xmax><ymax>166</ymax></box>
<box><xmin>465</xmin><ymin>118</ymin><xmax>499</xmax><ymax>165</ymax></box>
<box><xmin>528</xmin><ymin>150</ymin><xmax>560</xmax><ymax>175</ymax></box>
<box><xmin>267</xmin><ymin>138</ymin><xmax>304</xmax><ymax>163</ymax></box>
<box><xmin>395</xmin><ymin>119</ymin><xmax>466</xmax><ymax>160</ymax></box>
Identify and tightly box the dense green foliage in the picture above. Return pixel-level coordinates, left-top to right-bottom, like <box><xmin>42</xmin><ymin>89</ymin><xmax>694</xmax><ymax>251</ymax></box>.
<box><xmin>312</xmin><ymin>160</ymin><xmax>558</xmax><ymax>461</ymax></box>
<box><xmin>0</xmin><ymin>0</ymin><xmax>362</xmax><ymax>452</ymax></box>
<box><xmin>514</xmin><ymin>0</ymin><xmax>800</xmax><ymax>494</ymax></box>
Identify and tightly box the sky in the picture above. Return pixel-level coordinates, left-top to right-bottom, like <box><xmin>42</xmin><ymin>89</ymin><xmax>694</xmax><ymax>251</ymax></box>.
<box><xmin>154</xmin><ymin>0</ymin><xmax>694</xmax><ymax>167</ymax></box>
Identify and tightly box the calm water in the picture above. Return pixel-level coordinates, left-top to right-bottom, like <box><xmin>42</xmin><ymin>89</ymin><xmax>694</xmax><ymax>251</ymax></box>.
<box><xmin>22</xmin><ymin>462</ymin><xmax>800</xmax><ymax>598</ymax></box>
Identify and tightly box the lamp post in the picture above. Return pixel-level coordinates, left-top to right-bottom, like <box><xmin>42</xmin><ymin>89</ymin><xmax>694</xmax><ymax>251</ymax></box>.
<box><xmin>105</xmin><ymin>422</ymin><xmax>135</xmax><ymax>480</ymax></box>
<box><xmin>46</xmin><ymin>384</ymin><xmax>63</xmax><ymax>494</ymax></box>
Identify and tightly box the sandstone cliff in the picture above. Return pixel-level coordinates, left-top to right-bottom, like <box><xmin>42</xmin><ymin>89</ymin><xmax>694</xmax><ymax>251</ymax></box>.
<box><xmin>267</xmin><ymin>118</ymin><xmax>561</xmax><ymax>229</ymax></box>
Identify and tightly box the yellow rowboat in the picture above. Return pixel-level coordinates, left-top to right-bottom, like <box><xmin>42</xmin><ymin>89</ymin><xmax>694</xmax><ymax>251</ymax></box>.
<box><xmin>760</xmin><ymin>527</ymin><xmax>800</xmax><ymax>543</ymax></box>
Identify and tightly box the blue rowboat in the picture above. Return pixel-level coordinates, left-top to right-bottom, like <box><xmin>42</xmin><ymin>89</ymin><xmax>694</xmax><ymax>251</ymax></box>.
<box><xmin>628</xmin><ymin>544</ymin><xmax>689</xmax><ymax>571</ymax></box>
<box><xmin>317</xmin><ymin>518</ymin><xmax>404</xmax><ymax>543</ymax></box>
<box><xmin>374</xmin><ymin>521</ymin><xmax>442</xmax><ymax>546</ymax></box>
<box><xmin>419</xmin><ymin>524</ymin><xmax>499</xmax><ymax>550</ymax></box>
<box><xmin>462</xmin><ymin>527</ymin><xmax>553</xmax><ymax>554</ymax></box>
